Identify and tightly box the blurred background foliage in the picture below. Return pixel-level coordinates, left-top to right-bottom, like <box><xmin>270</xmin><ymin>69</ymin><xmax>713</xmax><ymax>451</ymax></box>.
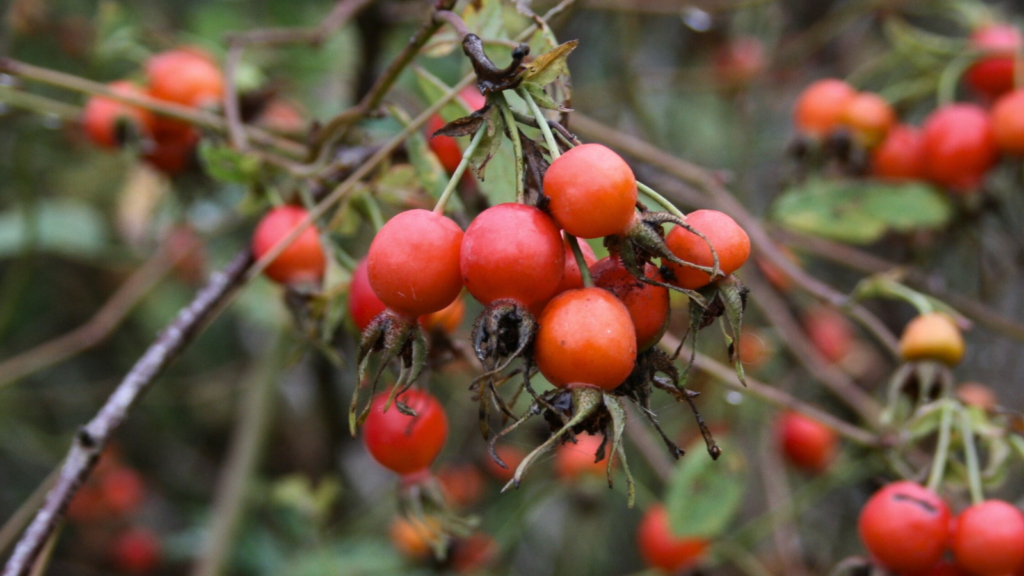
<box><xmin>3</xmin><ymin>0</ymin><xmax>1024</xmax><ymax>575</ymax></box>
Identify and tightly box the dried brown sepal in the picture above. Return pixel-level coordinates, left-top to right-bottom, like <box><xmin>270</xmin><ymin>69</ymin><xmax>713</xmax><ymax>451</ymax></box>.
<box><xmin>349</xmin><ymin>311</ymin><xmax>428</xmax><ymax>435</ymax></box>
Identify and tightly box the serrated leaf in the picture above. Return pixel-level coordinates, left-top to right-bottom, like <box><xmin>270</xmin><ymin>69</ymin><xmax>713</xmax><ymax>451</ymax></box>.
<box><xmin>666</xmin><ymin>438</ymin><xmax>746</xmax><ymax>539</ymax></box>
<box><xmin>521</xmin><ymin>40</ymin><xmax>578</xmax><ymax>86</ymax></box>
<box><xmin>520</xmin><ymin>81</ymin><xmax>567</xmax><ymax>110</ymax></box>
<box><xmin>469</xmin><ymin>107</ymin><xmax>506</xmax><ymax>180</ymax></box>
<box><xmin>198</xmin><ymin>141</ymin><xmax>262</xmax><ymax>184</ymax></box>
<box><xmin>771</xmin><ymin>179</ymin><xmax>952</xmax><ymax>245</ymax></box>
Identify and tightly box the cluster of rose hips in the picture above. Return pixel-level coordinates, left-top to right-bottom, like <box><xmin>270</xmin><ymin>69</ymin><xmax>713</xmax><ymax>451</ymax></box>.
<box><xmin>250</xmin><ymin>133</ymin><xmax>752</xmax><ymax>492</ymax></box>
<box><xmin>65</xmin><ymin>450</ymin><xmax>162</xmax><ymax>574</ymax></box>
<box><xmin>81</xmin><ymin>48</ymin><xmax>225</xmax><ymax>175</ymax></box>
<box><xmin>859</xmin><ymin>481</ymin><xmax>1024</xmax><ymax>576</ymax></box>
<box><xmin>793</xmin><ymin>22</ymin><xmax>1024</xmax><ymax>195</ymax></box>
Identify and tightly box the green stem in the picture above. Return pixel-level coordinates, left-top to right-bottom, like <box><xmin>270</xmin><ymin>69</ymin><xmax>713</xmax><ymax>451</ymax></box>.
<box><xmin>565</xmin><ymin>233</ymin><xmax>593</xmax><ymax>287</ymax></box>
<box><xmin>519</xmin><ymin>88</ymin><xmax>561</xmax><ymax>160</ymax></box>
<box><xmin>926</xmin><ymin>399</ymin><xmax>954</xmax><ymax>492</ymax></box>
<box><xmin>497</xmin><ymin>93</ymin><xmax>526</xmax><ymax>204</ymax></box>
<box><xmin>937</xmin><ymin>50</ymin><xmax>986</xmax><ymax>106</ymax></box>
<box><xmin>637</xmin><ymin>181</ymin><xmax>686</xmax><ymax>219</ymax></box>
<box><xmin>433</xmin><ymin>127</ymin><xmax>486</xmax><ymax>214</ymax></box>
<box><xmin>960</xmin><ymin>408</ymin><xmax>985</xmax><ymax>505</ymax></box>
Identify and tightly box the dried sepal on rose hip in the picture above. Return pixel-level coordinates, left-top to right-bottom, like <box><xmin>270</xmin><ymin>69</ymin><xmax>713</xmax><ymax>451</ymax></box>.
<box><xmin>459</xmin><ymin>203</ymin><xmax>568</xmax><ymax>435</ymax></box>
<box><xmin>350</xmin><ymin>209</ymin><xmax>463</xmax><ymax>433</ymax></box>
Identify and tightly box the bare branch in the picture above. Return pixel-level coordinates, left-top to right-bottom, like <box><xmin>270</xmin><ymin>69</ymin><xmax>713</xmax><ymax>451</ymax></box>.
<box><xmin>1</xmin><ymin>250</ymin><xmax>253</xmax><ymax>576</ymax></box>
<box><xmin>658</xmin><ymin>333</ymin><xmax>881</xmax><ymax>447</ymax></box>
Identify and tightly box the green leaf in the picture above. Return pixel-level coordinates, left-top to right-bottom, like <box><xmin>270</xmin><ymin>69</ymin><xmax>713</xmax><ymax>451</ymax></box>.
<box><xmin>665</xmin><ymin>438</ymin><xmax>746</xmax><ymax>538</ymax></box>
<box><xmin>520</xmin><ymin>82</ymin><xmax>566</xmax><ymax>110</ymax></box>
<box><xmin>771</xmin><ymin>179</ymin><xmax>952</xmax><ymax>245</ymax></box>
<box><xmin>521</xmin><ymin>40</ymin><xmax>578</xmax><ymax>86</ymax></box>
<box><xmin>198</xmin><ymin>141</ymin><xmax>263</xmax><ymax>184</ymax></box>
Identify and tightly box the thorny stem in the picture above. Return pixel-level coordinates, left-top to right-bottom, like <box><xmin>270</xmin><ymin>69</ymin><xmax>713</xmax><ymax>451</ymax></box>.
<box><xmin>565</xmin><ymin>233</ymin><xmax>594</xmax><ymax>288</ymax></box>
<box><xmin>960</xmin><ymin>408</ymin><xmax>985</xmax><ymax>505</ymax></box>
<box><xmin>637</xmin><ymin>181</ymin><xmax>686</xmax><ymax>220</ymax></box>
<box><xmin>433</xmin><ymin>127</ymin><xmax>486</xmax><ymax>214</ymax></box>
<box><xmin>925</xmin><ymin>399</ymin><xmax>955</xmax><ymax>492</ymax></box>
<box><xmin>497</xmin><ymin>94</ymin><xmax>526</xmax><ymax>204</ymax></box>
<box><xmin>520</xmin><ymin>88</ymin><xmax>561</xmax><ymax>160</ymax></box>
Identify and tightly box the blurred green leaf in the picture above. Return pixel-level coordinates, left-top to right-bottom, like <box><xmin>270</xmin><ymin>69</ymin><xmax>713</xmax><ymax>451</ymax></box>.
<box><xmin>0</xmin><ymin>200</ymin><xmax>108</xmax><ymax>259</ymax></box>
<box><xmin>666</xmin><ymin>438</ymin><xmax>746</xmax><ymax>538</ymax></box>
<box><xmin>771</xmin><ymin>179</ymin><xmax>952</xmax><ymax>244</ymax></box>
<box><xmin>199</xmin><ymin>141</ymin><xmax>263</xmax><ymax>184</ymax></box>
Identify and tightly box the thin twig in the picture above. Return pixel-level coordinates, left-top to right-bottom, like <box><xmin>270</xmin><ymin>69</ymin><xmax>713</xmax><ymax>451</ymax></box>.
<box><xmin>742</xmin><ymin>267</ymin><xmax>881</xmax><ymax>423</ymax></box>
<box><xmin>658</xmin><ymin>333</ymin><xmax>881</xmax><ymax>447</ymax></box>
<box><xmin>223</xmin><ymin>0</ymin><xmax>374</xmax><ymax>46</ymax></box>
<box><xmin>190</xmin><ymin>332</ymin><xmax>285</xmax><ymax>576</ymax></box>
<box><xmin>1</xmin><ymin>251</ymin><xmax>253</xmax><ymax>576</ymax></box>
<box><xmin>569</xmin><ymin>112</ymin><xmax>901</xmax><ymax>358</ymax></box>
<box><xmin>0</xmin><ymin>59</ymin><xmax>306</xmax><ymax>158</ymax></box>
<box><xmin>0</xmin><ymin>249</ymin><xmax>176</xmax><ymax>389</ymax></box>
<box><xmin>307</xmin><ymin>0</ymin><xmax>459</xmax><ymax>160</ymax></box>
<box><xmin>773</xmin><ymin>228</ymin><xmax>1024</xmax><ymax>344</ymax></box>
<box><xmin>222</xmin><ymin>44</ymin><xmax>248</xmax><ymax>151</ymax></box>
<box><xmin>221</xmin><ymin>0</ymin><xmax>376</xmax><ymax>152</ymax></box>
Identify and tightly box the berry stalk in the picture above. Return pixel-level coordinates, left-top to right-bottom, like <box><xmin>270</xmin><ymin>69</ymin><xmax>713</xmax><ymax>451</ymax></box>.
<box><xmin>959</xmin><ymin>408</ymin><xmax>985</xmax><ymax>505</ymax></box>
<box><xmin>433</xmin><ymin>127</ymin><xmax>487</xmax><ymax>214</ymax></box>
<box><xmin>519</xmin><ymin>88</ymin><xmax>561</xmax><ymax>160</ymax></box>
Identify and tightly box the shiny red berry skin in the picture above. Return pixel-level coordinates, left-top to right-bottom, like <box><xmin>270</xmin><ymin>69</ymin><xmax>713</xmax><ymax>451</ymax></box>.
<box><xmin>252</xmin><ymin>205</ymin><xmax>327</xmax><ymax>285</ymax></box>
<box><xmin>82</xmin><ymin>81</ymin><xmax>153</xmax><ymax>149</ymax></box>
<box><xmin>363</xmin><ymin>389</ymin><xmax>448</xmax><ymax>477</ymax></box>
<box><xmin>591</xmin><ymin>256</ymin><xmax>669</xmax><ymax>350</ymax></box>
<box><xmin>776</xmin><ymin>411</ymin><xmax>837</xmax><ymax>473</ymax></box>
<box><xmin>794</xmin><ymin>79</ymin><xmax>856</xmax><ymax>137</ymax></box>
<box><xmin>921</xmin><ymin>101</ymin><xmax>999</xmax><ymax>191</ymax></box>
<box><xmin>966</xmin><ymin>24</ymin><xmax>1023</xmax><ymax>100</ymax></box>
<box><xmin>111</xmin><ymin>528</ymin><xmax>162</xmax><ymax>574</ymax></box>
<box><xmin>858</xmin><ymin>481</ymin><xmax>951</xmax><ymax>575</ymax></box>
<box><xmin>460</xmin><ymin>203</ymin><xmax>565</xmax><ymax>310</ymax></box>
<box><xmin>534</xmin><ymin>288</ymin><xmax>637</xmax><ymax>391</ymax></box>
<box><xmin>146</xmin><ymin>49</ymin><xmax>225</xmax><ymax>108</ymax></box>
<box><xmin>637</xmin><ymin>504</ymin><xmax>709</xmax><ymax>573</ymax></box>
<box><xmin>367</xmin><ymin>209</ymin><xmax>464</xmax><ymax>318</ymax></box>
<box><xmin>871</xmin><ymin>124</ymin><xmax>927</xmax><ymax>181</ymax></box>
<box><xmin>543</xmin><ymin>144</ymin><xmax>638</xmax><ymax>239</ymax></box>
<box><xmin>952</xmin><ymin>500</ymin><xmax>1024</xmax><ymax>576</ymax></box>
<box><xmin>991</xmin><ymin>89</ymin><xmax>1024</xmax><ymax>155</ymax></box>
<box><xmin>349</xmin><ymin>259</ymin><xmax>387</xmax><ymax>332</ymax></box>
<box><xmin>664</xmin><ymin>210</ymin><xmax>750</xmax><ymax>290</ymax></box>
<box><xmin>921</xmin><ymin>104</ymin><xmax>997</xmax><ymax>194</ymax></box>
